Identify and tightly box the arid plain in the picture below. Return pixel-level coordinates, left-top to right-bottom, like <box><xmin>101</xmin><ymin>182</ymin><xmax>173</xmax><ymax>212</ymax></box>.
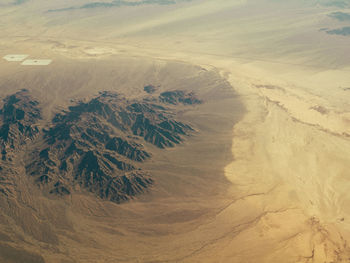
<box><xmin>1</xmin><ymin>0</ymin><xmax>350</xmax><ymax>262</ymax></box>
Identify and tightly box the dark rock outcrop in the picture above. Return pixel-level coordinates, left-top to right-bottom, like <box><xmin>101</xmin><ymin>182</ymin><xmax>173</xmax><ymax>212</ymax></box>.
<box><xmin>0</xmin><ymin>90</ymin><xmax>41</xmax><ymax>160</ymax></box>
<box><xmin>327</xmin><ymin>26</ymin><xmax>350</xmax><ymax>36</ymax></box>
<box><xmin>105</xmin><ymin>137</ymin><xmax>150</xmax><ymax>162</ymax></box>
<box><xmin>159</xmin><ymin>90</ymin><xmax>202</xmax><ymax>105</ymax></box>
<box><xmin>0</xmin><ymin>88</ymin><xmax>198</xmax><ymax>203</ymax></box>
<box><xmin>144</xmin><ymin>85</ymin><xmax>157</xmax><ymax>94</ymax></box>
<box><xmin>23</xmin><ymin>91</ymin><xmax>193</xmax><ymax>203</ymax></box>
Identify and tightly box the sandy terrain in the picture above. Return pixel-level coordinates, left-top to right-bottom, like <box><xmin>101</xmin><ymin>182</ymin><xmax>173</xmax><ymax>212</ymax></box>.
<box><xmin>1</xmin><ymin>0</ymin><xmax>350</xmax><ymax>262</ymax></box>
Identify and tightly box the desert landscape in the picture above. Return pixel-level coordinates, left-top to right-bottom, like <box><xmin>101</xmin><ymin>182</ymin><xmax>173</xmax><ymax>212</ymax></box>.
<box><xmin>0</xmin><ymin>0</ymin><xmax>350</xmax><ymax>262</ymax></box>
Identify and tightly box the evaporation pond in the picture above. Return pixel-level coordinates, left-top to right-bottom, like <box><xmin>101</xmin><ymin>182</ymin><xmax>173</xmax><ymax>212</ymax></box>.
<box><xmin>3</xmin><ymin>54</ymin><xmax>29</xmax><ymax>61</ymax></box>
<box><xmin>22</xmin><ymin>59</ymin><xmax>52</xmax><ymax>66</ymax></box>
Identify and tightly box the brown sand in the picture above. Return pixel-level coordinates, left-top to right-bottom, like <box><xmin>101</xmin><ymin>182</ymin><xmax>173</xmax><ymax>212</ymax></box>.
<box><xmin>0</xmin><ymin>0</ymin><xmax>350</xmax><ymax>262</ymax></box>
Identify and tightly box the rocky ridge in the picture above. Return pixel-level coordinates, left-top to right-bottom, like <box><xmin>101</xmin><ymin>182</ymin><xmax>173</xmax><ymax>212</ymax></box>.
<box><xmin>0</xmin><ymin>88</ymin><xmax>201</xmax><ymax>203</ymax></box>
